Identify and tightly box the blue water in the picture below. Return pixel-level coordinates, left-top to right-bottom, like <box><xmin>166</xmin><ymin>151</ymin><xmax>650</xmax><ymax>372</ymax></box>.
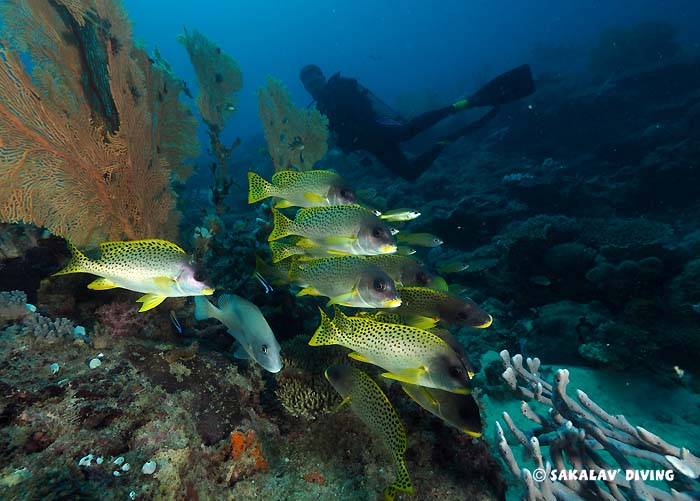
<box><xmin>123</xmin><ymin>0</ymin><xmax>700</xmax><ymax>145</ymax></box>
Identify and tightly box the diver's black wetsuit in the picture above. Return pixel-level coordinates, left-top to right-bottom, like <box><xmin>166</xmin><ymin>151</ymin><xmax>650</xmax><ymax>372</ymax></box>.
<box><xmin>315</xmin><ymin>72</ymin><xmax>499</xmax><ymax>181</ymax></box>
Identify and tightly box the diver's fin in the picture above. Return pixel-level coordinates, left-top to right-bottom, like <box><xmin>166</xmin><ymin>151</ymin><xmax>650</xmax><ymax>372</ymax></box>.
<box><xmin>87</xmin><ymin>277</ymin><xmax>118</xmax><ymax>290</ymax></box>
<box><xmin>381</xmin><ymin>368</ymin><xmax>427</xmax><ymax>384</ymax></box>
<box><xmin>327</xmin><ymin>290</ymin><xmax>357</xmax><ymax>307</ymax></box>
<box><xmin>347</xmin><ymin>352</ymin><xmax>371</xmax><ymax>363</ymax></box>
<box><xmin>297</xmin><ymin>286</ymin><xmax>322</xmax><ymax>297</ymax></box>
<box><xmin>466</xmin><ymin>64</ymin><xmax>534</xmax><ymax>108</ymax></box>
<box><xmin>302</xmin><ymin>192</ymin><xmax>326</xmax><ymax>204</ymax></box>
<box><xmin>404</xmin><ymin>315</ymin><xmax>439</xmax><ymax>330</ymax></box>
<box><xmin>136</xmin><ymin>293</ymin><xmax>167</xmax><ymax>312</ymax></box>
<box><xmin>248</xmin><ymin>171</ymin><xmax>277</xmax><ymax>204</ymax></box>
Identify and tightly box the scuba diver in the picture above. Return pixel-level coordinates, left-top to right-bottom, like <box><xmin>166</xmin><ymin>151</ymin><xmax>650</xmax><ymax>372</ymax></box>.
<box><xmin>300</xmin><ymin>64</ymin><xmax>535</xmax><ymax>181</ymax></box>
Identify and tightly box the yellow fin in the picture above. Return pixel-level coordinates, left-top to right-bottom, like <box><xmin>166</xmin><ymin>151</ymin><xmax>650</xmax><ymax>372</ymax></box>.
<box><xmin>248</xmin><ymin>171</ymin><xmax>275</xmax><ymax>204</ymax></box>
<box><xmin>273</xmin><ymin>198</ymin><xmax>295</xmax><ymax>209</ymax></box>
<box><xmin>475</xmin><ymin>314</ymin><xmax>494</xmax><ymax>329</ymax></box>
<box><xmin>303</xmin><ymin>192</ymin><xmax>326</xmax><ymax>204</ymax></box>
<box><xmin>294</xmin><ymin>237</ymin><xmax>317</xmax><ymax>249</ymax></box>
<box><xmin>430</xmin><ymin>276</ymin><xmax>449</xmax><ymax>291</ymax></box>
<box><xmin>404</xmin><ymin>315</ymin><xmax>439</xmax><ymax>330</ymax></box>
<box><xmin>325</xmin><ymin>249</ymin><xmax>352</xmax><ymax>256</ymax></box>
<box><xmin>87</xmin><ymin>278</ymin><xmax>118</xmax><ymax>290</ymax></box>
<box><xmin>327</xmin><ymin>290</ymin><xmax>357</xmax><ymax>307</ymax></box>
<box><xmin>268</xmin><ymin>209</ymin><xmax>295</xmax><ymax>242</ymax></box>
<box><xmin>297</xmin><ymin>286</ymin><xmax>322</xmax><ymax>297</ymax></box>
<box><xmin>135</xmin><ymin>293</ymin><xmax>167</xmax><ymax>312</ymax></box>
<box><xmin>269</xmin><ymin>241</ymin><xmax>303</xmax><ymax>263</ymax></box>
<box><xmin>347</xmin><ymin>352</ymin><xmax>371</xmax><ymax>363</ymax></box>
<box><xmin>331</xmin><ymin>395</ymin><xmax>351</xmax><ymax>413</ymax></box>
<box><xmin>381</xmin><ymin>368</ymin><xmax>427</xmax><ymax>385</ymax></box>
<box><xmin>153</xmin><ymin>276</ymin><xmax>176</xmax><ymax>290</ymax></box>
<box><xmin>464</xmin><ymin>429</ymin><xmax>483</xmax><ymax>437</ymax></box>
<box><xmin>308</xmin><ymin>308</ymin><xmax>338</xmax><ymax>346</ymax></box>
<box><xmin>53</xmin><ymin>241</ymin><xmax>91</xmax><ymax>276</ymax></box>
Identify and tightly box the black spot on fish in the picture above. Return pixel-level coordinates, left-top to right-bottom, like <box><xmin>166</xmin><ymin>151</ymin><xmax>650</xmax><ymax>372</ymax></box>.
<box><xmin>215</xmin><ymin>73</ymin><xmax>223</xmax><ymax>83</ymax></box>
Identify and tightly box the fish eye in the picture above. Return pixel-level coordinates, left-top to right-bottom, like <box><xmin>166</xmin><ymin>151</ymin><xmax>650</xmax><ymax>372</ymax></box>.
<box><xmin>416</xmin><ymin>271</ymin><xmax>429</xmax><ymax>285</ymax></box>
<box><xmin>373</xmin><ymin>278</ymin><xmax>387</xmax><ymax>291</ymax></box>
<box><xmin>449</xmin><ymin>366</ymin><xmax>464</xmax><ymax>378</ymax></box>
<box><xmin>340</xmin><ymin>188</ymin><xmax>354</xmax><ymax>200</ymax></box>
<box><xmin>457</xmin><ymin>311</ymin><xmax>469</xmax><ymax>321</ymax></box>
<box><xmin>372</xmin><ymin>227</ymin><xmax>384</xmax><ymax>238</ymax></box>
<box><xmin>261</xmin><ymin>344</ymin><xmax>268</xmax><ymax>354</ymax></box>
<box><xmin>194</xmin><ymin>270</ymin><xmax>205</xmax><ymax>281</ymax></box>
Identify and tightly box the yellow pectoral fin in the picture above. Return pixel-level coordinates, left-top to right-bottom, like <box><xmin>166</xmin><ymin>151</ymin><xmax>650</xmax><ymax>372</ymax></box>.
<box><xmin>464</xmin><ymin>429</ymin><xmax>483</xmax><ymax>437</ymax></box>
<box><xmin>153</xmin><ymin>276</ymin><xmax>176</xmax><ymax>290</ymax></box>
<box><xmin>381</xmin><ymin>368</ymin><xmax>427</xmax><ymax>385</ymax></box>
<box><xmin>302</xmin><ymin>192</ymin><xmax>326</xmax><ymax>204</ymax></box>
<box><xmin>404</xmin><ymin>315</ymin><xmax>439</xmax><ymax>330</ymax></box>
<box><xmin>87</xmin><ymin>278</ymin><xmax>118</xmax><ymax>290</ymax></box>
<box><xmin>332</xmin><ymin>395</ymin><xmax>351</xmax><ymax>413</ymax></box>
<box><xmin>347</xmin><ymin>352</ymin><xmax>371</xmax><ymax>363</ymax></box>
<box><xmin>327</xmin><ymin>290</ymin><xmax>357</xmax><ymax>307</ymax></box>
<box><xmin>136</xmin><ymin>293</ymin><xmax>167</xmax><ymax>312</ymax></box>
<box><xmin>273</xmin><ymin>199</ymin><xmax>295</xmax><ymax>209</ymax></box>
<box><xmin>297</xmin><ymin>286</ymin><xmax>322</xmax><ymax>297</ymax></box>
<box><xmin>325</xmin><ymin>249</ymin><xmax>352</xmax><ymax>256</ymax></box>
<box><xmin>451</xmin><ymin>387</ymin><xmax>472</xmax><ymax>395</ymax></box>
<box><xmin>430</xmin><ymin>276</ymin><xmax>449</xmax><ymax>291</ymax></box>
<box><xmin>294</xmin><ymin>238</ymin><xmax>317</xmax><ymax>249</ymax></box>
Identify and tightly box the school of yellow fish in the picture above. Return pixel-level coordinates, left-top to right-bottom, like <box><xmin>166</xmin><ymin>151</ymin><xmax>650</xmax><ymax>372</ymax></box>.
<box><xmin>249</xmin><ymin>169</ymin><xmax>492</xmax><ymax>501</ymax></box>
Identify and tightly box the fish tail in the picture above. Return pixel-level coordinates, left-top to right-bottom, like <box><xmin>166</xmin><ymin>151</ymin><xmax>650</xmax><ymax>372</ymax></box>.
<box><xmin>388</xmin><ymin>454</ymin><xmax>414</xmax><ymax>497</ymax></box>
<box><xmin>308</xmin><ymin>308</ymin><xmax>338</xmax><ymax>346</ymax></box>
<box><xmin>193</xmin><ymin>296</ymin><xmax>218</xmax><ymax>321</ymax></box>
<box><xmin>269</xmin><ymin>241</ymin><xmax>302</xmax><ymax>263</ymax></box>
<box><xmin>247</xmin><ymin>171</ymin><xmax>277</xmax><ymax>204</ymax></box>
<box><xmin>52</xmin><ymin>241</ymin><xmax>91</xmax><ymax>276</ymax></box>
<box><xmin>268</xmin><ymin>209</ymin><xmax>295</xmax><ymax>242</ymax></box>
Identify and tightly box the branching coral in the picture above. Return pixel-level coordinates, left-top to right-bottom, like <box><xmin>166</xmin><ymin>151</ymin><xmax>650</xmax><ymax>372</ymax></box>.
<box><xmin>496</xmin><ymin>351</ymin><xmax>700</xmax><ymax>500</ymax></box>
<box><xmin>178</xmin><ymin>27</ymin><xmax>242</xmax><ymax>214</ymax></box>
<box><xmin>257</xmin><ymin>77</ymin><xmax>329</xmax><ymax>171</ymax></box>
<box><xmin>0</xmin><ymin>0</ymin><xmax>194</xmax><ymax>247</ymax></box>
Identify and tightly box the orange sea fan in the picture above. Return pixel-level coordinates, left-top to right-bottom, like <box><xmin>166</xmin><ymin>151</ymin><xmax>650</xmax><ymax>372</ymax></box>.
<box><xmin>0</xmin><ymin>0</ymin><xmax>193</xmax><ymax>247</ymax></box>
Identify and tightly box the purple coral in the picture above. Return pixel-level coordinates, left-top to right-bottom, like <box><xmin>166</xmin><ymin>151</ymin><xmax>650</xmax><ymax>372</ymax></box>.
<box><xmin>95</xmin><ymin>301</ymin><xmax>146</xmax><ymax>337</ymax></box>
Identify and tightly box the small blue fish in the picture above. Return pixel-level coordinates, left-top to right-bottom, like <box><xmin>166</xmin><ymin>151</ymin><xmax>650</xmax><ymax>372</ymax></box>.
<box><xmin>169</xmin><ymin>310</ymin><xmax>182</xmax><ymax>334</ymax></box>
<box><xmin>255</xmin><ymin>272</ymin><xmax>274</xmax><ymax>294</ymax></box>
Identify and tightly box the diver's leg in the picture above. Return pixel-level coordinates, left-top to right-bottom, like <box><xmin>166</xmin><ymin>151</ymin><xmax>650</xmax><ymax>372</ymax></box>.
<box><xmin>393</xmin><ymin>106</ymin><xmax>456</xmax><ymax>141</ymax></box>
<box><xmin>370</xmin><ymin>143</ymin><xmax>416</xmax><ymax>181</ymax></box>
<box><xmin>440</xmin><ymin>106</ymin><xmax>500</xmax><ymax>143</ymax></box>
<box><xmin>404</xmin><ymin>144</ymin><xmax>445</xmax><ymax>181</ymax></box>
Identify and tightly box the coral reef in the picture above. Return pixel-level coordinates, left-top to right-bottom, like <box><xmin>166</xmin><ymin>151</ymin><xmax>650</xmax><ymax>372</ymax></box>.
<box><xmin>0</xmin><ymin>0</ymin><xmax>194</xmax><ymax>246</ymax></box>
<box><xmin>257</xmin><ymin>77</ymin><xmax>329</xmax><ymax>171</ymax></box>
<box><xmin>496</xmin><ymin>351</ymin><xmax>700</xmax><ymax>499</ymax></box>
